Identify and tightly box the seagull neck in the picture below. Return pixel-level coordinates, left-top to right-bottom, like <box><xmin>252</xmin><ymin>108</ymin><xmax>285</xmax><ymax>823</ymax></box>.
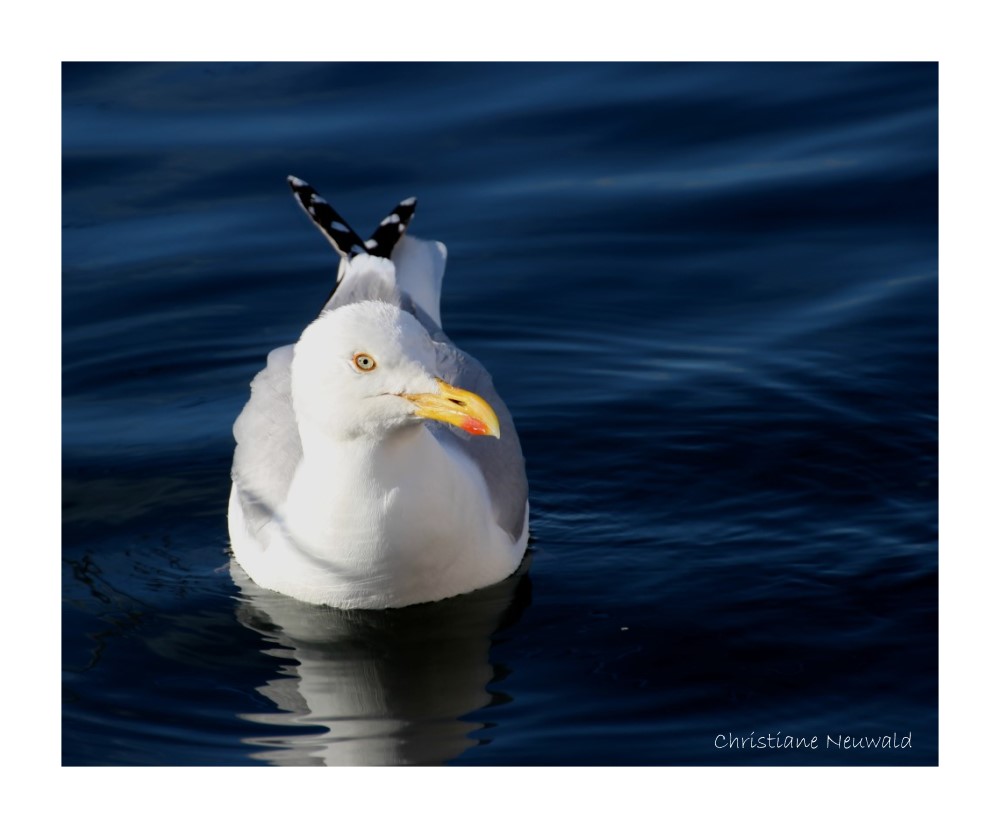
<box><xmin>297</xmin><ymin>420</ymin><xmax>430</xmax><ymax>468</ymax></box>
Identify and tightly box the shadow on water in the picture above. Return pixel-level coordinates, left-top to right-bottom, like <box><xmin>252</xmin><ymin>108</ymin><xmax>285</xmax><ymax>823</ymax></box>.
<box><xmin>228</xmin><ymin>557</ymin><xmax>533</xmax><ymax>765</ymax></box>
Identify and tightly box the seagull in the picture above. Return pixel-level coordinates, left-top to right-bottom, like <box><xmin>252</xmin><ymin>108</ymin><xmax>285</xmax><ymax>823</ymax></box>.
<box><xmin>227</xmin><ymin>177</ymin><xmax>529</xmax><ymax>609</ymax></box>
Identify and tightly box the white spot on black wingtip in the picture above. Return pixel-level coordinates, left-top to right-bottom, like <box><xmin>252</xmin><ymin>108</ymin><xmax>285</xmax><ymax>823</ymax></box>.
<box><xmin>364</xmin><ymin>239</ymin><xmax>378</xmax><ymax>249</ymax></box>
<box><xmin>400</xmin><ymin>197</ymin><xmax>416</xmax><ymax>207</ymax></box>
<box><xmin>331</xmin><ymin>221</ymin><xmax>350</xmax><ymax>233</ymax></box>
<box><xmin>308</xmin><ymin>206</ymin><xmax>316</xmax><ymax>215</ymax></box>
<box><xmin>379</xmin><ymin>213</ymin><xmax>401</xmax><ymax>226</ymax></box>
<box><xmin>310</xmin><ymin>193</ymin><xmax>327</xmax><ymax>204</ymax></box>
<box><xmin>398</xmin><ymin>223</ymin><xmax>407</xmax><ymax>233</ymax></box>
<box><xmin>288</xmin><ymin>175</ymin><xmax>307</xmax><ymax>188</ymax></box>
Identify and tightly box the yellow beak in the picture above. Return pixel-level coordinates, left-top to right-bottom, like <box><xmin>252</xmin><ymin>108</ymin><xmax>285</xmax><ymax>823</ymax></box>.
<box><xmin>402</xmin><ymin>379</ymin><xmax>501</xmax><ymax>439</ymax></box>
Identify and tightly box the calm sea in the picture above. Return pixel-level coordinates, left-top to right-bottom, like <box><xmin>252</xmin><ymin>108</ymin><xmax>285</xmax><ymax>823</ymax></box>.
<box><xmin>62</xmin><ymin>62</ymin><xmax>937</xmax><ymax>765</ymax></box>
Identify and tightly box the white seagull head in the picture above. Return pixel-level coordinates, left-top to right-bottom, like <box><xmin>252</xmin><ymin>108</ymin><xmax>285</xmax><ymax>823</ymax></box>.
<box><xmin>290</xmin><ymin>299</ymin><xmax>500</xmax><ymax>443</ymax></box>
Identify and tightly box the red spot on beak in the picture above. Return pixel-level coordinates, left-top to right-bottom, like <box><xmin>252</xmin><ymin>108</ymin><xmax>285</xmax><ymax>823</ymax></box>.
<box><xmin>460</xmin><ymin>416</ymin><xmax>490</xmax><ymax>436</ymax></box>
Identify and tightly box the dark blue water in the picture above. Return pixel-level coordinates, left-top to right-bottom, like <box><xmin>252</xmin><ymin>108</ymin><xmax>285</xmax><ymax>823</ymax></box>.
<box><xmin>62</xmin><ymin>62</ymin><xmax>937</xmax><ymax>766</ymax></box>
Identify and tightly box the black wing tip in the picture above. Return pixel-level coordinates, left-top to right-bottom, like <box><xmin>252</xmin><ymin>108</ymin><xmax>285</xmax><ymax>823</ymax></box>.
<box><xmin>286</xmin><ymin>176</ymin><xmax>367</xmax><ymax>262</ymax></box>
<box><xmin>286</xmin><ymin>176</ymin><xmax>420</xmax><ymax>260</ymax></box>
<box><xmin>362</xmin><ymin>196</ymin><xmax>419</xmax><ymax>258</ymax></box>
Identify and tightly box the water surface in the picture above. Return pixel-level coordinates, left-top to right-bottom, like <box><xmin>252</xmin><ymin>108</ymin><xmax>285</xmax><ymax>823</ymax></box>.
<box><xmin>63</xmin><ymin>62</ymin><xmax>937</xmax><ymax>765</ymax></box>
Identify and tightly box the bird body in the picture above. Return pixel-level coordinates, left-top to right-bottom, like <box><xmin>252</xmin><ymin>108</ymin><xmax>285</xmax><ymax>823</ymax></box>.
<box><xmin>228</xmin><ymin>179</ymin><xmax>528</xmax><ymax>609</ymax></box>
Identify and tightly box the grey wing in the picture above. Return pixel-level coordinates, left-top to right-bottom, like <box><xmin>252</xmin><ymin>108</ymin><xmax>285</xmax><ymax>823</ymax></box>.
<box><xmin>231</xmin><ymin>344</ymin><xmax>302</xmax><ymax>542</ymax></box>
<box><xmin>432</xmin><ymin>334</ymin><xmax>528</xmax><ymax>539</ymax></box>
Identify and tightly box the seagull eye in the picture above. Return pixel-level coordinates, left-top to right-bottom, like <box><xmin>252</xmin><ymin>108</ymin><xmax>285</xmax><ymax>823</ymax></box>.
<box><xmin>353</xmin><ymin>353</ymin><xmax>377</xmax><ymax>372</ymax></box>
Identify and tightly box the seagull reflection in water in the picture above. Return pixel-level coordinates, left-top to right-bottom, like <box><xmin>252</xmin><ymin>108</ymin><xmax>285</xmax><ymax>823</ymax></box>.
<box><xmin>230</xmin><ymin>556</ymin><xmax>532</xmax><ymax>765</ymax></box>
